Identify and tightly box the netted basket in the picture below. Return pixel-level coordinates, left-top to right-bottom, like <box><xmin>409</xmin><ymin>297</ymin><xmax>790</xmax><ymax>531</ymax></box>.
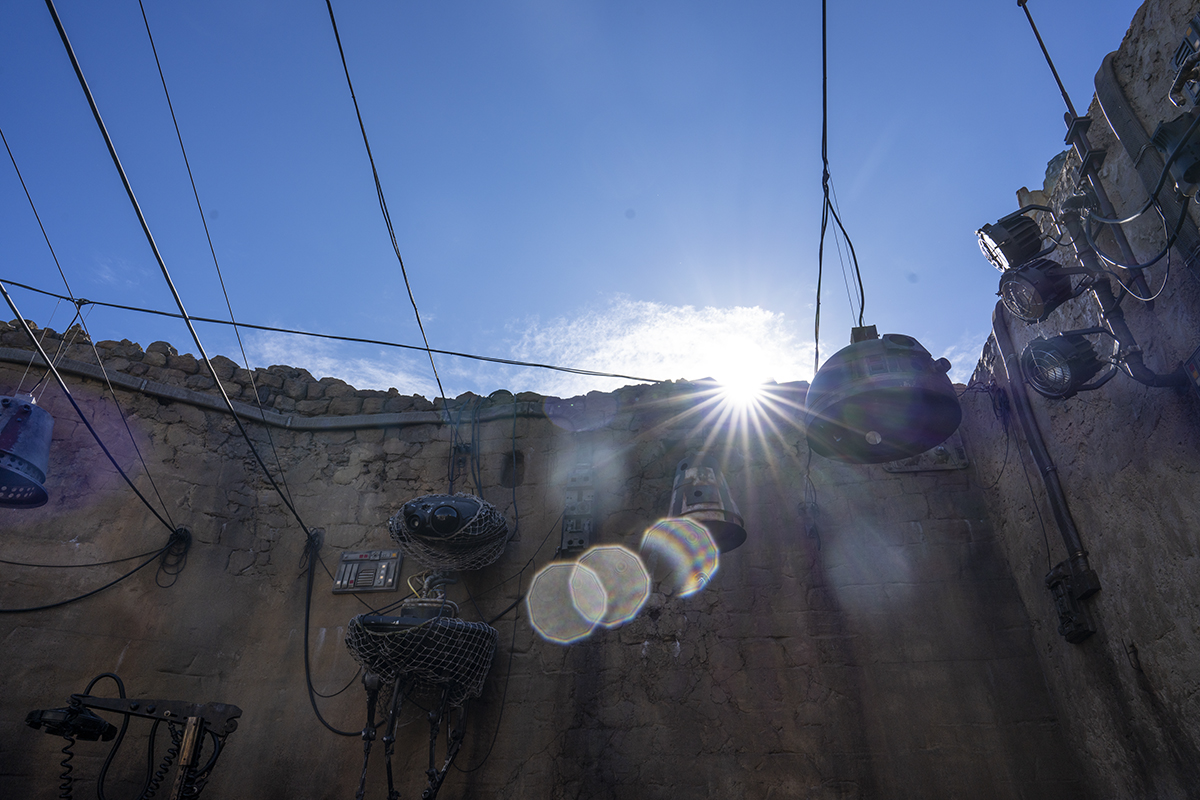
<box><xmin>388</xmin><ymin>493</ymin><xmax>511</xmax><ymax>571</ymax></box>
<box><xmin>345</xmin><ymin>615</ymin><xmax>498</xmax><ymax>708</ymax></box>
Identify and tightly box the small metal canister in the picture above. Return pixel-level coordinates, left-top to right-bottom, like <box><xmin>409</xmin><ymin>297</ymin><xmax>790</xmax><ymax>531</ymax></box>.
<box><xmin>0</xmin><ymin>395</ymin><xmax>54</xmax><ymax>508</ymax></box>
<box><xmin>668</xmin><ymin>453</ymin><xmax>746</xmax><ymax>552</ymax></box>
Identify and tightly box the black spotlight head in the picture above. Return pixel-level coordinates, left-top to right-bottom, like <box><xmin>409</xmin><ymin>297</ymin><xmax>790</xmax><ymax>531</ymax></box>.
<box><xmin>400</xmin><ymin>494</ymin><xmax>481</xmax><ymax>538</ymax></box>
<box><xmin>1020</xmin><ymin>335</ymin><xmax>1103</xmax><ymax>399</ymax></box>
<box><xmin>998</xmin><ymin>258</ymin><xmax>1075</xmax><ymax>323</ymax></box>
<box><xmin>977</xmin><ymin>214</ymin><xmax>1043</xmax><ymax>271</ymax></box>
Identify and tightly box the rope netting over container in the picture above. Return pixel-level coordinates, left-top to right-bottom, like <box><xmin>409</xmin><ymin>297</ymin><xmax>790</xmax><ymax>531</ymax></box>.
<box><xmin>345</xmin><ymin>614</ymin><xmax>498</xmax><ymax>708</ymax></box>
<box><xmin>388</xmin><ymin>493</ymin><xmax>511</xmax><ymax>571</ymax></box>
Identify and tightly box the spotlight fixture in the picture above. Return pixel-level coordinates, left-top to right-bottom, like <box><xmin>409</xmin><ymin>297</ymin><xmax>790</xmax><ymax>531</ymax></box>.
<box><xmin>0</xmin><ymin>394</ymin><xmax>54</xmax><ymax>509</ymax></box>
<box><xmin>998</xmin><ymin>258</ymin><xmax>1076</xmax><ymax>323</ymax></box>
<box><xmin>668</xmin><ymin>454</ymin><xmax>746</xmax><ymax>552</ymax></box>
<box><xmin>1020</xmin><ymin>335</ymin><xmax>1104</xmax><ymax>399</ymax></box>
<box><xmin>977</xmin><ymin>212</ymin><xmax>1045</xmax><ymax>271</ymax></box>
<box><xmin>805</xmin><ymin>327</ymin><xmax>962</xmax><ymax>464</ymax></box>
<box><xmin>389</xmin><ymin>493</ymin><xmax>510</xmax><ymax>571</ymax></box>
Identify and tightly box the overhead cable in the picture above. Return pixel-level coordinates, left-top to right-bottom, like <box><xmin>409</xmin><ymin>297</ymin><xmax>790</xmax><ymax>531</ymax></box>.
<box><xmin>324</xmin><ymin>0</ymin><xmax>446</xmax><ymax>401</ymax></box>
<box><xmin>44</xmin><ymin>0</ymin><xmax>317</xmax><ymax>545</ymax></box>
<box><xmin>1</xmin><ymin>278</ymin><xmax>665</xmax><ymax>385</ymax></box>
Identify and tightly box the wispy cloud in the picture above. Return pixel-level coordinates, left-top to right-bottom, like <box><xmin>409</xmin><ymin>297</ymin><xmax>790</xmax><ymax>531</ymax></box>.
<box><xmin>939</xmin><ymin>329</ymin><xmax>990</xmax><ymax>384</ymax></box>
<box><xmin>244</xmin><ymin>332</ymin><xmax>442</xmax><ymax>398</ymax></box>
<box><xmin>502</xmin><ymin>297</ymin><xmax>812</xmax><ymax>398</ymax></box>
<box><xmin>239</xmin><ymin>297</ymin><xmax>813</xmax><ymax>399</ymax></box>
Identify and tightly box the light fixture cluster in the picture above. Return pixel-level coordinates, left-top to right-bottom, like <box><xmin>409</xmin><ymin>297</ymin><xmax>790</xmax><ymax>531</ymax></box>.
<box><xmin>977</xmin><ymin>201</ymin><xmax>1190</xmax><ymax>398</ymax></box>
<box><xmin>977</xmin><ymin>207</ymin><xmax>1117</xmax><ymax>399</ymax></box>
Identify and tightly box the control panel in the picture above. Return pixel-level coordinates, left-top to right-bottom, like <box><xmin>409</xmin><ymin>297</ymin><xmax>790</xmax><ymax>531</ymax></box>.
<box><xmin>332</xmin><ymin>550</ymin><xmax>402</xmax><ymax>594</ymax></box>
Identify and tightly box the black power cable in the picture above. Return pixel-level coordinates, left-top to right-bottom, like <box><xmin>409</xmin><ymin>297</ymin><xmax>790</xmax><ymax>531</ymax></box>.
<box><xmin>0</xmin><ymin>531</ymin><xmax>188</xmax><ymax>614</ymax></box>
<box><xmin>0</xmin><ymin>277</ymin><xmax>665</xmax><ymax>385</ymax></box>
<box><xmin>323</xmin><ymin>0</ymin><xmax>446</xmax><ymax>403</ymax></box>
<box><xmin>134</xmin><ymin>0</ymin><xmax>301</xmax><ymax>516</ymax></box>
<box><xmin>42</xmin><ymin>0</ymin><xmax>318</xmax><ymax>550</ymax></box>
<box><xmin>815</xmin><ymin>0</ymin><xmax>865</xmax><ymax>373</ymax></box>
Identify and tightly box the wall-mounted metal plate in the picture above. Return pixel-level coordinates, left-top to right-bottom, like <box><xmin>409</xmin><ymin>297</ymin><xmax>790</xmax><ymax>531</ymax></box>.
<box><xmin>882</xmin><ymin>429</ymin><xmax>968</xmax><ymax>472</ymax></box>
<box><xmin>332</xmin><ymin>550</ymin><xmax>402</xmax><ymax>594</ymax></box>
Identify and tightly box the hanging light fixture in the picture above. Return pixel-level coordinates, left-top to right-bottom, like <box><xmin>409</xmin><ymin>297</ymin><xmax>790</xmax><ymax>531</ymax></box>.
<box><xmin>977</xmin><ymin>212</ymin><xmax>1046</xmax><ymax>271</ymax></box>
<box><xmin>668</xmin><ymin>453</ymin><xmax>746</xmax><ymax>552</ymax></box>
<box><xmin>998</xmin><ymin>258</ymin><xmax>1077</xmax><ymax>322</ymax></box>
<box><xmin>1020</xmin><ymin>335</ymin><xmax>1104</xmax><ymax>399</ymax></box>
<box><xmin>805</xmin><ymin>328</ymin><xmax>962</xmax><ymax>464</ymax></box>
<box><xmin>0</xmin><ymin>394</ymin><xmax>54</xmax><ymax>509</ymax></box>
<box><xmin>389</xmin><ymin>493</ymin><xmax>511</xmax><ymax>571</ymax></box>
<box><xmin>807</xmin><ymin>1</ymin><xmax>962</xmax><ymax>465</ymax></box>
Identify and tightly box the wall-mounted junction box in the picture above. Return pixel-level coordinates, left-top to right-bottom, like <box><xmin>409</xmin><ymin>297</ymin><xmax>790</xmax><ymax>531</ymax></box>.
<box><xmin>332</xmin><ymin>550</ymin><xmax>402</xmax><ymax>594</ymax></box>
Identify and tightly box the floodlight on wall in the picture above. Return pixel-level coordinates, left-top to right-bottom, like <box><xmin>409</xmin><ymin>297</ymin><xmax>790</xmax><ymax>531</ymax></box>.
<box><xmin>388</xmin><ymin>493</ymin><xmax>510</xmax><ymax>571</ymax></box>
<box><xmin>977</xmin><ymin>212</ymin><xmax>1046</xmax><ymax>271</ymax></box>
<box><xmin>998</xmin><ymin>258</ymin><xmax>1078</xmax><ymax>323</ymax></box>
<box><xmin>668</xmin><ymin>453</ymin><xmax>746</xmax><ymax>552</ymax></box>
<box><xmin>1020</xmin><ymin>335</ymin><xmax>1105</xmax><ymax>399</ymax></box>
<box><xmin>805</xmin><ymin>327</ymin><xmax>962</xmax><ymax>464</ymax></box>
<box><xmin>0</xmin><ymin>394</ymin><xmax>54</xmax><ymax>509</ymax></box>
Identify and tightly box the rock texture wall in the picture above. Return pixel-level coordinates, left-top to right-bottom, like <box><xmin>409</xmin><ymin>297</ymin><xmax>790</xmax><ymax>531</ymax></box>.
<box><xmin>0</xmin><ymin>322</ymin><xmax>1082</xmax><ymax>799</ymax></box>
<box><xmin>963</xmin><ymin>1</ymin><xmax>1200</xmax><ymax>797</ymax></box>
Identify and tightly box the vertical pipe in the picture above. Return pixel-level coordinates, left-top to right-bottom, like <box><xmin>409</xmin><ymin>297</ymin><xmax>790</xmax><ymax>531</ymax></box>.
<box><xmin>991</xmin><ymin>302</ymin><xmax>1100</xmax><ymax>597</ymax></box>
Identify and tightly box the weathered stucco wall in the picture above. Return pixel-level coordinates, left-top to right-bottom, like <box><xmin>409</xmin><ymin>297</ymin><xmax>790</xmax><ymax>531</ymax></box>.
<box><xmin>0</xmin><ymin>322</ymin><xmax>1082</xmax><ymax>799</ymax></box>
<box><xmin>961</xmin><ymin>1</ymin><xmax>1200</xmax><ymax>797</ymax></box>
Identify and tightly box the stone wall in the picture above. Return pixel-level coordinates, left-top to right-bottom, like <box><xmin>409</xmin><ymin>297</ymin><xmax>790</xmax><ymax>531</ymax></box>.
<box><xmin>0</xmin><ymin>321</ymin><xmax>1082</xmax><ymax>799</ymax></box>
<box><xmin>962</xmin><ymin>1</ymin><xmax>1200</xmax><ymax>797</ymax></box>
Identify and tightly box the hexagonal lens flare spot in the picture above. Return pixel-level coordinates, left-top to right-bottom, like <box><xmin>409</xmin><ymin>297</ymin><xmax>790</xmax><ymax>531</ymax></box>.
<box><xmin>578</xmin><ymin>545</ymin><xmax>650</xmax><ymax>628</ymax></box>
<box><xmin>640</xmin><ymin>518</ymin><xmax>719</xmax><ymax>597</ymax></box>
<box><xmin>526</xmin><ymin>562</ymin><xmax>607</xmax><ymax>644</ymax></box>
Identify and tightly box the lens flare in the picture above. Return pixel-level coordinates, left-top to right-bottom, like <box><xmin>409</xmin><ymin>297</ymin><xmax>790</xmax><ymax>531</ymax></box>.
<box><xmin>578</xmin><ymin>545</ymin><xmax>650</xmax><ymax>627</ymax></box>
<box><xmin>526</xmin><ymin>562</ymin><xmax>607</xmax><ymax>644</ymax></box>
<box><xmin>640</xmin><ymin>518</ymin><xmax>720</xmax><ymax>597</ymax></box>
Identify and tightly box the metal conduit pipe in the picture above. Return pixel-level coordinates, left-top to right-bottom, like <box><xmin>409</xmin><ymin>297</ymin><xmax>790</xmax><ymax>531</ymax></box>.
<box><xmin>991</xmin><ymin>302</ymin><xmax>1100</xmax><ymax>599</ymax></box>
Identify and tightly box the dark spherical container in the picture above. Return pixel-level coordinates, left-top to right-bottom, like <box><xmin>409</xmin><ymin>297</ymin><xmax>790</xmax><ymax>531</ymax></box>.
<box><xmin>804</xmin><ymin>334</ymin><xmax>962</xmax><ymax>464</ymax></box>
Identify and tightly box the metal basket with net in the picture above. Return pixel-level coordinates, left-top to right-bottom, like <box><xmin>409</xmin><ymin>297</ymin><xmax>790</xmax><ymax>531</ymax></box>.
<box><xmin>345</xmin><ymin>613</ymin><xmax>498</xmax><ymax>708</ymax></box>
<box><xmin>388</xmin><ymin>493</ymin><xmax>511</xmax><ymax>571</ymax></box>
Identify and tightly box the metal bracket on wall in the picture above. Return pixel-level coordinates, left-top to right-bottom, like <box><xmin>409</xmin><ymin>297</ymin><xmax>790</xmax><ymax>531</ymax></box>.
<box><xmin>1096</xmin><ymin>51</ymin><xmax>1200</xmax><ymax>276</ymax></box>
<box><xmin>882</xmin><ymin>429</ymin><xmax>969</xmax><ymax>472</ymax></box>
<box><xmin>560</xmin><ymin>464</ymin><xmax>595</xmax><ymax>555</ymax></box>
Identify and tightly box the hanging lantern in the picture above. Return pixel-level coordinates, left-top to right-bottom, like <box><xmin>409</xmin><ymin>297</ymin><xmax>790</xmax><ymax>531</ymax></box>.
<box><xmin>805</xmin><ymin>328</ymin><xmax>962</xmax><ymax>464</ymax></box>
<box><xmin>668</xmin><ymin>453</ymin><xmax>747</xmax><ymax>553</ymax></box>
<box><xmin>0</xmin><ymin>395</ymin><xmax>54</xmax><ymax>508</ymax></box>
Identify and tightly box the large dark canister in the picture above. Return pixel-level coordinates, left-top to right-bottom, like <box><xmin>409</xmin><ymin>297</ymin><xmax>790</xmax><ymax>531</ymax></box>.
<box><xmin>669</xmin><ymin>453</ymin><xmax>747</xmax><ymax>552</ymax></box>
<box><xmin>805</xmin><ymin>332</ymin><xmax>961</xmax><ymax>464</ymax></box>
<box><xmin>0</xmin><ymin>395</ymin><xmax>54</xmax><ymax>508</ymax></box>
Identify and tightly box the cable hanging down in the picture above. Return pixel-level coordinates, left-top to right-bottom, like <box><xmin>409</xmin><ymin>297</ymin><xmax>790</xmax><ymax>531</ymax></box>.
<box><xmin>814</xmin><ymin>0</ymin><xmax>866</xmax><ymax>374</ymax></box>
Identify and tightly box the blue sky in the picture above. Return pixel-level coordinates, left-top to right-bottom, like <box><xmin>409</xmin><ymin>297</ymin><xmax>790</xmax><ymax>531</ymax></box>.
<box><xmin>1</xmin><ymin>1</ymin><xmax>1143</xmax><ymax>398</ymax></box>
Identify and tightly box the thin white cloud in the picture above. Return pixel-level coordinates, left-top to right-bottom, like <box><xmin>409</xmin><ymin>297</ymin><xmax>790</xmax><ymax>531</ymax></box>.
<box><xmin>503</xmin><ymin>297</ymin><xmax>813</xmax><ymax>397</ymax></box>
<box><xmin>939</xmin><ymin>330</ymin><xmax>990</xmax><ymax>384</ymax></box>
<box><xmin>238</xmin><ymin>298</ymin><xmax>813</xmax><ymax>399</ymax></box>
<box><xmin>244</xmin><ymin>331</ymin><xmax>441</xmax><ymax>398</ymax></box>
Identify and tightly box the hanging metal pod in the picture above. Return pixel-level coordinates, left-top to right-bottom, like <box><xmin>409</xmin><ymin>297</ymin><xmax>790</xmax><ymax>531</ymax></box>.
<box><xmin>0</xmin><ymin>395</ymin><xmax>54</xmax><ymax>508</ymax></box>
<box><xmin>669</xmin><ymin>453</ymin><xmax>747</xmax><ymax>553</ymax></box>
<box><xmin>805</xmin><ymin>330</ymin><xmax>962</xmax><ymax>464</ymax></box>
